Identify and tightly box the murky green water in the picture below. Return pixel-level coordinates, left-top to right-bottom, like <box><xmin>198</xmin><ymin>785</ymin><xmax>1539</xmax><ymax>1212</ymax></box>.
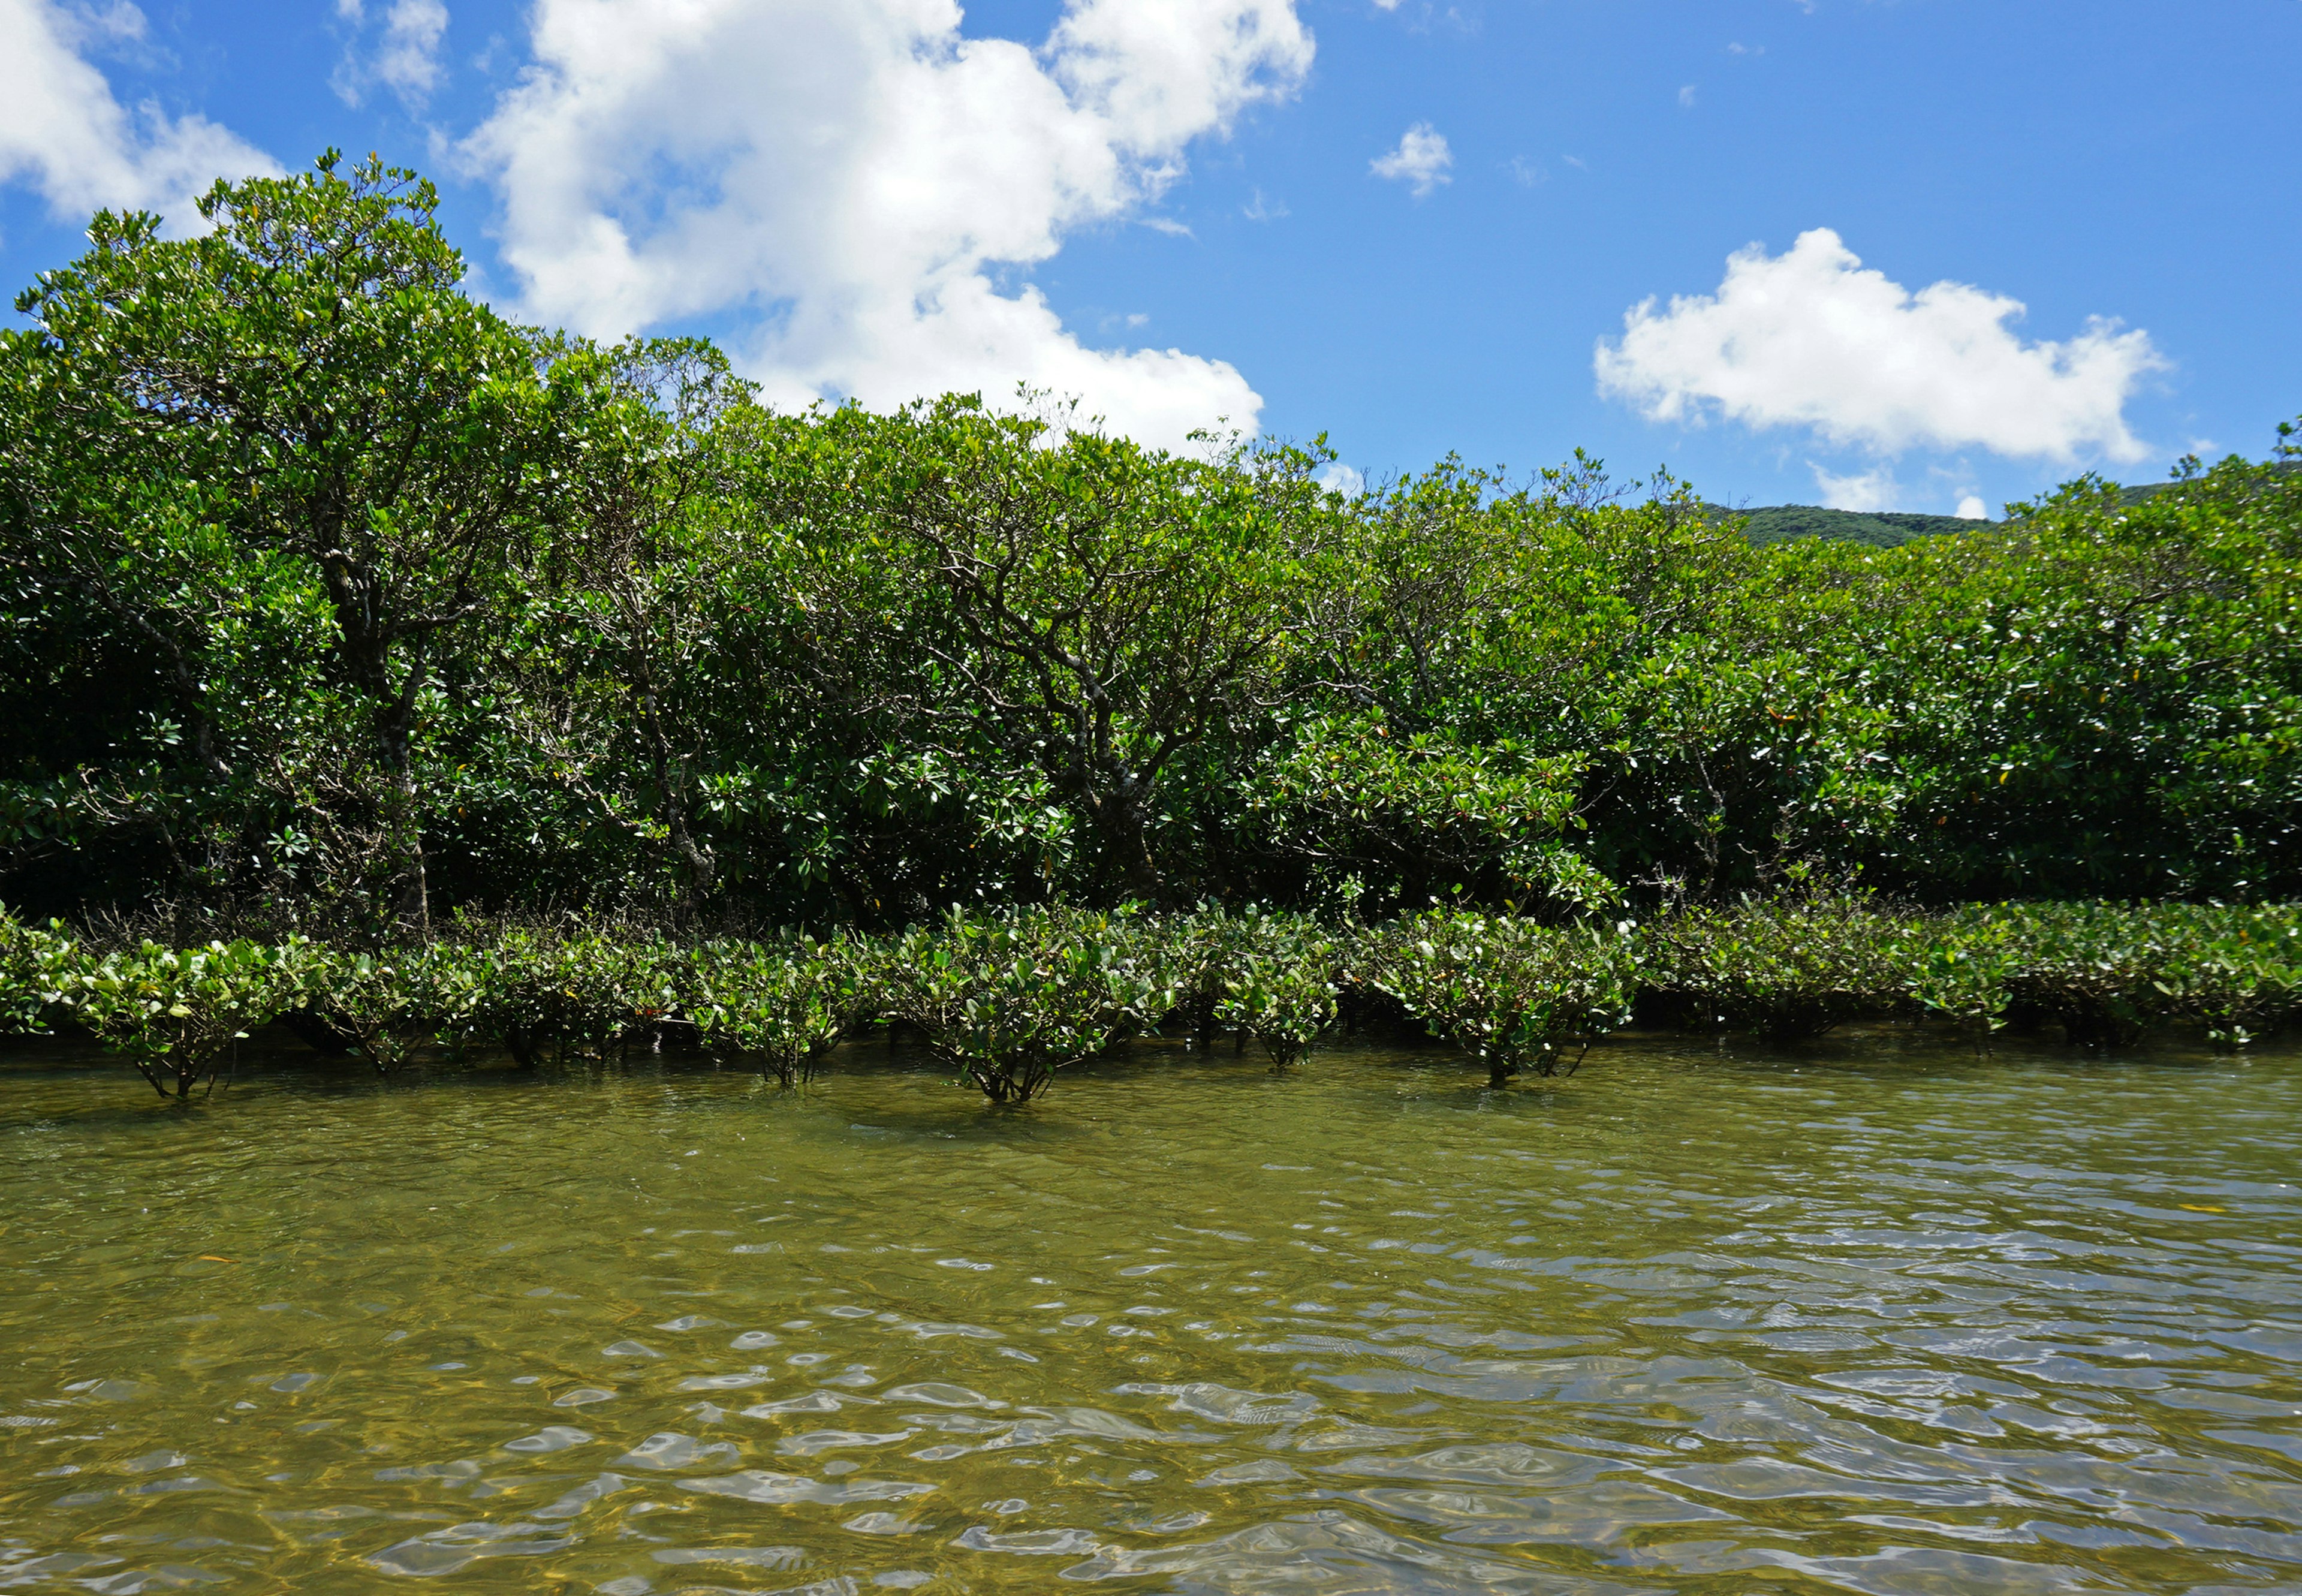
<box><xmin>2</xmin><ymin>1029</ymin><xmax>2300</xmax><ymax>1595</ymax></box>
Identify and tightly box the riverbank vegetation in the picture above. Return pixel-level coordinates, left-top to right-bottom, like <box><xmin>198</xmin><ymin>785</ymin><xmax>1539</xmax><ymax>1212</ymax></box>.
<box><xmin>2</xmin><ymin>154</ymin><xmax>2299</xmax><ymax>1100</ymax></box>
<box><xmin>5</xmin><ymin>899</ymin><xmax>2297</xmax><ymax>1099</ymax></box>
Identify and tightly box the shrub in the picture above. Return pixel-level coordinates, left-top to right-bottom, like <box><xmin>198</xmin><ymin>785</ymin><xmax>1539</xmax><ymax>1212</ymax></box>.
<box><xmin>69</xmin><ymin>937</ymin><xmax>315</xmax><ymax>1097</ymax></box>
<box><xmin>1150</xmin><ymin>907</ymin><xmax>1233</xmax><ymax>1044</ymax></box>
<box><xmin>1961</xmin><ymin>901</ymin><xmax>2302</xmax><ymax>1047</ymax></box>
<box><xmin>457</xmin><ymin>927</ymin><xmax>677</xmax><ymax>1067</ymax></box>
<box><xmin>1643</xmin><ymin>892</ymin><xmax>1912</xmax><ymax>1041</ymax></box>
<box><xmin>304</xmin><ymin>944</ymin><xmax>486</xmax><ymax>1074</ymax></box>
<box><xmin>1970</xmin><ymin>902</ymin><xmax>2178</xmax><ymax>1046</ymax></box>
<box><xmin>0</xmin><ymin>911</ymin><xmax>82</xmax><ymax>1036</ymax></box>
<box><xmin>1900</xmin><ymin>916</ymin><xmax>2019</xmax><ymax>1041</ymax></box>
<box><xmin>688</xmin><ymin>933</ymin><xmax>875</xmax><ymax>1086</ymax></box>
<box><xmin>2156</xmin><ymin>904</ymin><xmax>2302</xmax><ymax>1044</ymax></box>
<box><xmin>892</xmin><ymin>907</ymin><xmax>1180</xmax><ymax>1101</ymax></box>
<box><xmin>1370</xmin><ymin>913</ymin><xmax>1636</xmax><ymax>1086</ymax></box>
<box><xmin>1209</xmin><ymin>908</ymin><xmax>1342</xmax><ymax>1069</ymax></box>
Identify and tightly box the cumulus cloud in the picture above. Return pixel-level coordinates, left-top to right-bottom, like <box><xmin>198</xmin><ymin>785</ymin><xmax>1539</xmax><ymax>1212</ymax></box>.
<box><xmin>462</xmin><ymin>0</ymin><xmax>1312</xmax><ymax>450</ymax></box>
<box><xmin>1811</xmin><ymin>464</ymin><xmax>1900</xmax><ymax>513</ymax></box>
<box><xmin>335</xmin><ymin>0</ymin><xmax>451</xmax><ymax>109</ymax></box>
<box><xmin>0</xmin><ymin>0</ymin><xmax>276</xmax><ymax>227</ymax></box>
<box><xmin>1595</xmin><ymin>228</ymin><xmax>2164</xmax><ymax>463</ymax></box>
<box><xmin>1956</xmin><ymin>495</ymin><xmax>1988</xmax><ymax>520</ymax></box>
<box><xmin>1370</xmin><ymin>122</ymin><xmax>1451</xmax><ymax>197</ymax></box>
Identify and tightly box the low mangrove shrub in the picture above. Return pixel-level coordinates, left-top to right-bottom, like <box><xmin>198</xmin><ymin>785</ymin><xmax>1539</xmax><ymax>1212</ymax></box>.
<box><xmin>1</xmin><ymin>913</ymin><xmax>80</xmax><ymax>1035</ymax></box>
<box><xmin>689</xmin><ymin>933</ymin><xmax>875</xmax><ymax>1086</ymax></box>
<box><xmin>68</xmin><ymin>937</ymin><xmax>316</xmax><ymax>1098</ymax></box>
<box><xmin>1207</xmin><ymin>908</ymin><xmax>1343</xmax><ymax>1069</ymax></box>
<box><xmin>303</xmin><ymin>944</ymin><xmax>488</xmax><ymax>1074</ymax></box>
<box><xmin>1901</xmin><ymin>919</ymin><xmax>2020</xmax><ymax>1041</ymax></box>
<box><xmin>1370</xmin><ymin>913</ymin><xmax>1637</xmax><ymax>1085</ymax></box>
<box><xmin>892</xmin><ymin>907</ymin><xmax>1182</xmax><ymax>1102</ymax></box>
<box><xmin>1978</xmin><ymin>902</ymin><xmax>2178</xmax><ymax>1046</ymax></box>
<box><xmin>456</xmin><ymin>928</ymin><xmax>680</xmax><ymax>1067</ymax></box>
<box><xmin>2149</xmin><ymin>904</ymin><xmax>2302</xmax><ymax>1044</ymax></box>
<box><xmin>1957</xmin><ymin>901</ymin><xmax>2302</xmax><ymax>1046</ymax></box>
<box><xmin>7</xmin><ymin>899</ymin><xmax>2301</xmax><ymax>1103</ymax></box>
<box><xmin>1643</xmin><ymin>892</ymin><xmax>1917</xmax><ymax>1042</ymax></box>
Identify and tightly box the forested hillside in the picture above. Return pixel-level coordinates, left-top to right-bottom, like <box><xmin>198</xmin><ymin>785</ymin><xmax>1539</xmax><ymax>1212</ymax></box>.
<box><xmin>1722</xmin><ymin>505</ymin><xmax>1988</xmax><ymax>548</ymax></box>
<box><xmin>1726</xmin><ymin>463</ymin><xmax>2302</xmax><ymax>550</ymax></box>
<box><xmin>4</xmin><ymin>156</ymin><xmax>2298</xmax><ymax>943</ymax></box>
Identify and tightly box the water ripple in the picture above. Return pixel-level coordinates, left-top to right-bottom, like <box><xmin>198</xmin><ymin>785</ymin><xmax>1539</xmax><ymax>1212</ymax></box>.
<box><xmin>0</xmin><ymin>1030</ymin><xmax>2297</xmax><ymax>1591</ymax></box>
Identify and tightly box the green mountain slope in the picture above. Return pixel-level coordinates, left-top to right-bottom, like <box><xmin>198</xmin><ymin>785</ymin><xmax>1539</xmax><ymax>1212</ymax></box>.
<box><xmin>2120</xmin><ymin>459</ymin><xmax>2300</xmax><ymax>505</ymax></box>
<box><xmin>1714</xmin><ymin>462</ymin><xmax>2298</xmax><ymax>544</ymax></box>
<box><xmin>1706</xmin><ymin>504</ymin><xmax>1987</xmax><ymax>549</ymax></box>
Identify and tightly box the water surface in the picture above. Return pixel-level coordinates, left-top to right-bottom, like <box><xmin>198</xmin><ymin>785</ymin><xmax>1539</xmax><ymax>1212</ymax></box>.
<box><xmin>2</xmin><ymin>1029</ymin><xmax>2299</xmax><ymax>1594</ymax></box>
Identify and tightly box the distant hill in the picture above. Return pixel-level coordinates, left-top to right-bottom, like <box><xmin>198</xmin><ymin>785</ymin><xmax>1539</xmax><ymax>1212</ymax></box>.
<box><xmin>1712</xmin><ymin>461</ymin><xmax>2298</xmax><ymax>549</ymax></box>
<box><xmin>2118</xmin><ymin>459</ymin><xmax>2299</xmax><ymax>505</ymax></box>
<box><xmin>1706</xmin><ymin>504</ymin><xmax>1986</xmax><ymax>549</ymax></box>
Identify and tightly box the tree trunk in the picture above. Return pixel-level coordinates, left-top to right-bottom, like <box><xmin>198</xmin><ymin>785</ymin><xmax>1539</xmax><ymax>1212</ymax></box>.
<box><xmin>1090</xmin><ymin>787</ymin><xmax>1165</xmax><ymax>908</ymax></box>
<box><xmin>381</xmin><ymin>719</ymin><xmax>430</xmax><ymax>941</ymax></box>
<box><xmin>640</xmin><ymin>688</ymin><xmax>713</xmax><ymax>919</ymax></box>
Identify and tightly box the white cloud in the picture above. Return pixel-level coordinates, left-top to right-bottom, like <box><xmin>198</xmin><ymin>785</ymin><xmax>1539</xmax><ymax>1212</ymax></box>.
<box><xmin>463</xmin><ymin>0</ymin><xmax>1311</xmax><ymax>450</ymax></box>
<box><xmin>1370</xmin><ymin>121</ymin><xmax>1451</xmax><ymax>197</ymax></box>
<box><xmin>1956</xmin><ymin>495</ymin><xmax>1988</xmax><ymax>520</ymax></box>
<box><xmin>1812</xmin><ymin>464</ymin><xmax>1900</xmax><ymax>512</ymax></box>
<box><xmin>1595</xmin><ymin>228</ymin><xmax>2164</xmax><ymax>463</ymax></box>
<box><xmin>1316</xmin><ymin>461</ymin><xmax>1364</xmax><ymax>498</ymax></box>
<box><xmin>336</xmin><ymin>0</ymin><xmax>450</xmax><ymax>108</ymax></box>
<box><xmin>71</xmin><ymin>1</ymin><xmax>144</xmax><ymax>43</ymax></box>
<box><xmin>1677</xmin><ymin>84</ymin><xmax>1696</xmax><ymax>109</ymax></box>
<box><xmin>0</xmin><ymin>0</ymin><xmax>276</xmax><ymax>228</ymax></box>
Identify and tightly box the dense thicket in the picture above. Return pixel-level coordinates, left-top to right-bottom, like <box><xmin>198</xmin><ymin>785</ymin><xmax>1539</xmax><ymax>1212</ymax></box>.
<box><xmin>7</xmin><ymin>899</ymin><xmax>2296</xmax><ymax>1101</ymax></box>
<box><xmin>5</xmin><ymin>155</ymin><xmax>2300</xmax><ymax>941</ymax></box>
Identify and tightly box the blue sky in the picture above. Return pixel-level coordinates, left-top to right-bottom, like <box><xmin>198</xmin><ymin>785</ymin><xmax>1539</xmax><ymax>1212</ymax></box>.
<box><xmin>2</xmin><ymin>0</ymin><xmax>2295</xmax><ymax>515</ymax></box>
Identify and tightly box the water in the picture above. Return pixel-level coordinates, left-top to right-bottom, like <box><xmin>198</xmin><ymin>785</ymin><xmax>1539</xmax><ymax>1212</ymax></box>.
<box><xmin>2</xmin><ymin>1028</ymin><xmax>2300</xmax><ymax>1595</ymax></box>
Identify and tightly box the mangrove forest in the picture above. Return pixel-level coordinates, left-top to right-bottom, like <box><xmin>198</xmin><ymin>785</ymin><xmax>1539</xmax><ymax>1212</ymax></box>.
<box><xmin>4</xmin><ymin>154</ymin><xmax>2300</xmax><ymax>1098</ymax></box>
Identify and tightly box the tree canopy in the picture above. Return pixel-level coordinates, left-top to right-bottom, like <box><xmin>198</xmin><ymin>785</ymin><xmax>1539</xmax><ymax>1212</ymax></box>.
<box><xmin>4</xmin><ymin>155</ymin><xmax>2298</xmax><ymax>938</ymax></box>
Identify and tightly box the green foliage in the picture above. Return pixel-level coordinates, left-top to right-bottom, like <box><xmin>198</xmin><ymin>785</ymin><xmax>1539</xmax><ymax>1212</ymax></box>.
<box><xmin>66</xmin><ymin>936</ymin><xmax>314</xmax><ymax>1097</ymax></box>
<box><xmin>1638</xmin><ymin>897</ymin><xmax>2302</xmax><ymax>1049</ymax></box>
<box><xmin>1203</xmin><ymin>908</ymin><xmax>1342</xmax><ymax>1069</ymax></box>
<box><xmin>688</xmin><ymin>933</ymin><xmax>874</xmax><ymax>1085</ymax></box>
<box><xmin>1953</xmin><ymin>901</ymin><xmax>2302</xmax><ymax>1047</ymax></box>
<box><xmin>2144</xmin><ymin>905</ymin><xmax>2302</xmax><ymax>1045</ymax></box>
<box><xmin>303</xmin><ymin>944</ymin><xmax>482</xmax><ymax>1074</ymax></box>
<box><xmin>1642</xmin><ymin>892</ymin><xmax>1916</xmax><ymax>1042</ymax></box>
<box><xmin>892</xmin><ymin>907</ymin><xmax>1182</xmax><ymax>1101</ymax></box>
<box><xmin>453</xmin><ymin>927</ymin><xmax>677</xmax><ymax>1067</ymax></box>
<box><xmin>0</xmin><ymin>910</ymin><xmax>80</xmax><ymax>1035</ymax></box>
<box><xmin>1722</xmin><ymin>504</ymin><xmax>1982</xmax><ymax>549</ymax></box>
<box><xmin>6</xmin><ymin>898</ymin><xmax>2301</xmax><ymax>1106</ymax></box>
<box><xmin>1369</xmin><ymin>913</ymin><xmax>1637</xmax><ymax>1085</ymax></box>
<box><xmin>1</xmin><ymin>154</ymin><xmax>2298</xmax><ymax>970</ymax></box>
<box><xmin>1900</xmin><ymin>917</ymin><xmax>2020</xmax><ymax>1040</ymax></box>
<box><xmin>0</xmin><ymin>153</ymin><xmax>637</xmax><ymax>936</ymax></box>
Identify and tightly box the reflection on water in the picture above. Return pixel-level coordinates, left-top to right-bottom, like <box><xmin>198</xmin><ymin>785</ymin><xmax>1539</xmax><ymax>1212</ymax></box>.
<box><xmin>1</xmin><ymin>1027</ymin><xmax>2299</xmax><ymax>1594</ymax></box>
